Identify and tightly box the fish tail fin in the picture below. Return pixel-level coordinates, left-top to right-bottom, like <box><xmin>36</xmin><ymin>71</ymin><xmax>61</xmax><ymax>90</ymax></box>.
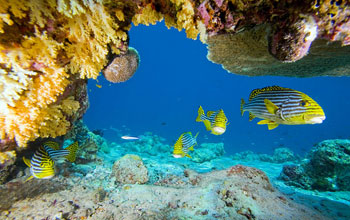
<box><xmin>64</xmin><ymin>141</ymin><xmax>78</xmax><ymax>162</ymax></box>
<box><xmin>196</xmin><ymin>106</ymin><xmax>205</xmax><ymax>122</ymax></box>
<box><xmin>240</xmin><ymin>99</ymin><xmax>245</xmax><ymax>116</ymax></box>
<box><xmin>23</xmin><ymin>157</ymin><xmax>31</xmax><ymax>167</ymax></box>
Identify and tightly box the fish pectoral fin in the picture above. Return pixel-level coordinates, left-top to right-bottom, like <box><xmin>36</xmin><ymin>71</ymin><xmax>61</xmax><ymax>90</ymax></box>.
<box><xmin>264</xmin><ymin>99</ymin><xmax>279</xmax><ymax>115</ymax></box>
<box><xmin>203</xmin><ymin>120</ymin><xmax>212</xmax><ymax>131</ymax></box>
<box><xmin>249</xmin><ymin>113</ymin><xmax>256</xmax><ymax>121</ymax></box>
<box><xmin>267</xmin><ymin>123</ymin><xmax>279</xmax><ymax>130</ymax></box>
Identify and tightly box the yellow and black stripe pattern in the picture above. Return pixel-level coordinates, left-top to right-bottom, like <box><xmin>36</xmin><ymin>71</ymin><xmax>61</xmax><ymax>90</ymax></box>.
<box><xmin>173</xmin><ymin>132</ymin><xmax>199</xmax><ymax>158</ymax></box>
<box><xmin>23</xmin><ymin>141</ymin><xmax>78</xmax><ymax>181</ymax></box>
<box><xmin>241</xmin><ymin>86</ymin><xmax>325</xmax><ymax>130</ymax></box>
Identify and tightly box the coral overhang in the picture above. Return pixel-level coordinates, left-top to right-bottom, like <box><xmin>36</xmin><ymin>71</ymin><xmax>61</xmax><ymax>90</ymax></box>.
<box><xmin>0</xmin><ymin>0</ymin><xmax>349</xmax><ymax>150</ymax></box>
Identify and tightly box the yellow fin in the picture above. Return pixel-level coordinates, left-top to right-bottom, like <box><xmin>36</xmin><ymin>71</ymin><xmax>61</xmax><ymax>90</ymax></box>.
<box><xmin>207</xmin><ymin>111</ymin><xmax>215</xmax><ymax>117</ymax></box>
<box><xmin>268</xmin><ymin>123</ymin><xmax>279</xmax><ymax>130</ymax></box>
<box><xmin>43</xmin><ymin>141</ymin><xmax>60</xmax><ymax>150</ymax></box>
<box><xmin>249</xmin><ymin>113</ymin><xmax>255</xmax><ymax>121</ymax></box>
<box><xmin>264</xmin><ymin>99</ymin><xmax>279</xmax><ymax>115</ymax></box>
<box><xmin>257</xmin><ymin>119</ymin><xmax>274</xmax><ymax>125</ymax></box>
<box><xmin>25</xmin><ymin>175</ymin><xmax>34</xmax><ymax>182</ymax></box>
<box><xmin>188</xmin><ymin>146</ymin><xmax>194</xmax><ymax>151</ymax></box>
<box><xmin>64</xmin><ymin>141</ymin><xmax>79</xmax><ymax>162</ymax></box>
<box><xmin>196</xmin><ymin>106</ymin><xmax>205</xmax><ymax>122</ymax></box>
<box><xmin>185</xmin><ymin>154</ymin><xmax>192</xmax><ymax>158</ymax></box>
<box><xmin>249</xmin><ymin>86</ymin><xmax>292</xmax><ymax>101</ymax></box>
<box><xmin>240</xmin><ymin>98</ymin><xmax>245</xmax><ymax>116</ymax></box>
<box><xmin>203</xmin><ymin>120</ymin><xmax>212</xmax><ymax>131</ymax></box>
<box><xmin>23</xmin><ymin>157</ymin><xmax>31</xmax><ymax>167</ymax></box>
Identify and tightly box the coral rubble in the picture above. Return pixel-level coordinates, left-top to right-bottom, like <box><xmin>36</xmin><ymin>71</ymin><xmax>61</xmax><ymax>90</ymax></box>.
<box><xmin>192</xmin><ymin>142</ymin><xmax>225</xmax><ymax>163</ymax></box>
<box><xmin>279</xmin><ymin>139</ymin><xmax>350</xmax><ymax>191</ymax></box>
<box><xmin>232</xmin><ymin>147</ymin><xmax>300</xmax><ymax>163</ymax></box>
<box><xmin>0</xmin><ymin>165</ymin><xmax>328</xmax><ymax>220</ymax></box>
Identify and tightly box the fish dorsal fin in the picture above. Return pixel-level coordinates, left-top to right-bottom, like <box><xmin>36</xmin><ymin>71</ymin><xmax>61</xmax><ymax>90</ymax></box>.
<box><xmin>43</xmin><ymin>141</ymin><xmax>60</xmax><ymax>150</ymax></box>
<box><xmin>249</xmin><ymin>86</ymin><xmax>292</xmax><ymax>101</ymax></box>
<box><xmin>207</xmin><ymin>111</ymin><xmax>215</xmax><ymax>117</ymax></box>
<box><xmin>249</xmin><ymin>113</ymin><xmax>255</xmax><ymax>121</ymax></box>
<box><xmin>264</xmin><ymin>99</ymin><xmax>279</xmax><ymax>115</ymax></box>
<box><xmin>23</xmin><ymin>157</ymin><xmax>31</xmax><ymax>167</ymax></box>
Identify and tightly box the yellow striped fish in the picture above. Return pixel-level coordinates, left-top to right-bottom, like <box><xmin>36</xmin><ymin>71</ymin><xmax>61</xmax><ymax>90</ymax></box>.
<box><xmin>240</xmin><ymin>86</ymin><xmax>326</xmax><ymax>130</ymax></box>
<box><xmin>23</xmin><ymin>141</ymin><xmax>78</xmax><ymax>181</ymax></box>
<box><xmin>196</xmin><ymin>106</ymin><xmax>228</xmax><ymax>135</ymax></box>
<box><xmin>173</xmin><ymin>132</ymin><xmax>199</xmax><ymax>158</ymax></box>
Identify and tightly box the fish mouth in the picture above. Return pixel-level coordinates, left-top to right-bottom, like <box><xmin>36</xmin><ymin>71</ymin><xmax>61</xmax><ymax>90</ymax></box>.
<box><xmin>308</xmin><ymin>115</ymin><xmax>326</xmax><ymax>124</ymax></box>
<box><xmin>213</xmin><ymin>127</ymin><xmax>225</xmax><ymax>134</ymax></box>
<box><xmin>173</xmin><ymin>154</ymin><xmax>183</xmax><ymax>158</ymax></box>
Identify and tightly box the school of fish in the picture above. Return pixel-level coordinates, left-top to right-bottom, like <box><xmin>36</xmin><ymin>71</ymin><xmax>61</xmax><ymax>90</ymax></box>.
<box><xmin>24</xmin><ymin>85</ymin><xmax>325</xmax><ymax>180</ymax></box>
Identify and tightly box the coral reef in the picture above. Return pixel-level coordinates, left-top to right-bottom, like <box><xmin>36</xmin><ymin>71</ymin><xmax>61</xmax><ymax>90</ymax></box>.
<box><xmin>102</xmin><ymin>47</ymin><xmax>140</xmax><ymax>83</ymax></box>
<box><xmin>0</xmin><ymin>150</ymin><xmax>16</xmax><ymax>184</ymax></box>
<box><xmin>192</xmin><ymin>142</ymin><xmax>225</xmax><ymax>163</ymax></box>
<box><xmin>279</xmin><ymin>139</ymin><xmax>350</xmax><ymax>191</ymax></box>
<box><xmin>232</xmin><ymin>147</ymin><xmax>300</xmax><ymax>163</ymax></box>
<box><xmin>110</xmin><ymin>154</ymin><xmax>149</xmax><ymax>184</ymax></box>
<box><xmin>111</xmin><ymin>132</ymin><xmax>171</xmax><ymax>156</ymax></box>
<box><xmin>0</xmin><ymin>165</ymin><xmax>328</xmax><ymax>219</ymax></box>
<box><xmin>0</xmin><ymin>0</ymin><xmax>349</xmax><ymax>149</ymax></box>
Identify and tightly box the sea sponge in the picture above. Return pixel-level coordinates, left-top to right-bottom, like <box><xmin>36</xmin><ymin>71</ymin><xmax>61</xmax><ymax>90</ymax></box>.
<box><xmin>102</xmin><ymin>47</ymin><xmax>140</xmax><ymax>83</ymax></box>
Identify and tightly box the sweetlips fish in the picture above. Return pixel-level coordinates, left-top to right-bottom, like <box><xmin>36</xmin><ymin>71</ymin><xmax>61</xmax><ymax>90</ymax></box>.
<box><xmin>240</xmin><ymin>86</ymin><xmax>325</xmax><ymax>130</ymax></box>
<box><xmin>23</xmin><ymin>141</ymin><xmax>78</xmax><ymax>181</ymax></box>
<box><xmin>196</xmin><ymin>106</ymin><xmax>228</xmax><ymax>135</ymax></box>
<box><xmin>173</xmin><ymin>132</ymin><xmax>199</xmax><ymax>158</ymax></box>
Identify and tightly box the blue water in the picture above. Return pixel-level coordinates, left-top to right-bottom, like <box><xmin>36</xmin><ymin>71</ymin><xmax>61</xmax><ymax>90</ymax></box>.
<box><xmin>84</xmin><ymin>21</ymin><xmax>350</xmax><ymax>156</ymax></box>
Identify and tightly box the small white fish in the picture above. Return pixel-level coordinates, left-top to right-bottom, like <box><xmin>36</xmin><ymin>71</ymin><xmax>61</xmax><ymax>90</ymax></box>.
<box><xmin>121</xmin><ymin>136</ymin><xmax>139</xmax><ymax>140</ymax></box>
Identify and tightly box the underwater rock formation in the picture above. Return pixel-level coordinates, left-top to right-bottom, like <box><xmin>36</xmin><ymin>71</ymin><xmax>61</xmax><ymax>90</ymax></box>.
<box><xmin>0</xmin><ymin>165</ymin><xmax>328</xmax><ymax>219</ymax></box>
<box><xmin>232</xmin><ymin>147</ymin><xmax>299</xmax><ymax>163</ymax></box>
<box><xmin>280</xmin><ymin>139</ymin><xmax>350</xmax><ymax>191</ymax></box>
<box><xmin>103</xmin><ymin>47</ymin><xmax>140</xmax><ymax>83</ymax></box>
<box><xmin>111</xmin><ymin>154</ymin><xmax>149</xmax><ymax>184</ymax></box>
<box><xmin>192</xmin><ymin>142</ymin><xmax>225</xmax><ymax>163</ymax></box>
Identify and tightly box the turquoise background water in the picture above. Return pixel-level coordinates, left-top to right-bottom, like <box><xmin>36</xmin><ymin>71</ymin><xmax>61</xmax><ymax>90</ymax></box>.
<box><xmin>84</xmin><ymin>22</ymin><xmax>350</xmax><ymax>156</ymax></box>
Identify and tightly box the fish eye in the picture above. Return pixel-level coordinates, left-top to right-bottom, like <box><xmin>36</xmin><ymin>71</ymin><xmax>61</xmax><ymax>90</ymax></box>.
<box><xmin>300</xmin><ymin>101</ymin><xmax>309</xmax><ymax>107</ymax></box>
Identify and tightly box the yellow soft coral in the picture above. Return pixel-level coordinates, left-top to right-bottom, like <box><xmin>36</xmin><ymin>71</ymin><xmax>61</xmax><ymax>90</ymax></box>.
<box><xmin>170</xmin><ymin>0</ymin><xmax>199</xmax><ymax>39</ymax></box>
<box><xmin>0</xmin><ymin>150</ymin><xmax>16</xmax><ymax>166</ymax></box>
<box><xmin>132</xmin><ymin>4</ymin><xmax>164</xmax><ymax>26</ymax></box>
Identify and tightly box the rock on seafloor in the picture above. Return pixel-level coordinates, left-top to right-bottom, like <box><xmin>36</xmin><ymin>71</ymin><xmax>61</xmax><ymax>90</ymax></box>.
<box><xmin>110</xmin><ymin>154</ymin><xmax>149</xmax><ymax>184</ymax></box>
<box><xmin>279</xmin><ymin>139</ymin><xmax>350</xmax><ymax>191</ymax></box>
<box><xmin>0</xmin><ymin>165</ymin><xmax>329</xmax><ymax>220</ymax></box>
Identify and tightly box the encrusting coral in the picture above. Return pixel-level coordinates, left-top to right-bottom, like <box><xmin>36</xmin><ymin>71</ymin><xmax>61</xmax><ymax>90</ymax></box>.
<box><xmin>0</xmin><ymin>0</ymin><xmax>349</xmax><ymax>150</ymax></box>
